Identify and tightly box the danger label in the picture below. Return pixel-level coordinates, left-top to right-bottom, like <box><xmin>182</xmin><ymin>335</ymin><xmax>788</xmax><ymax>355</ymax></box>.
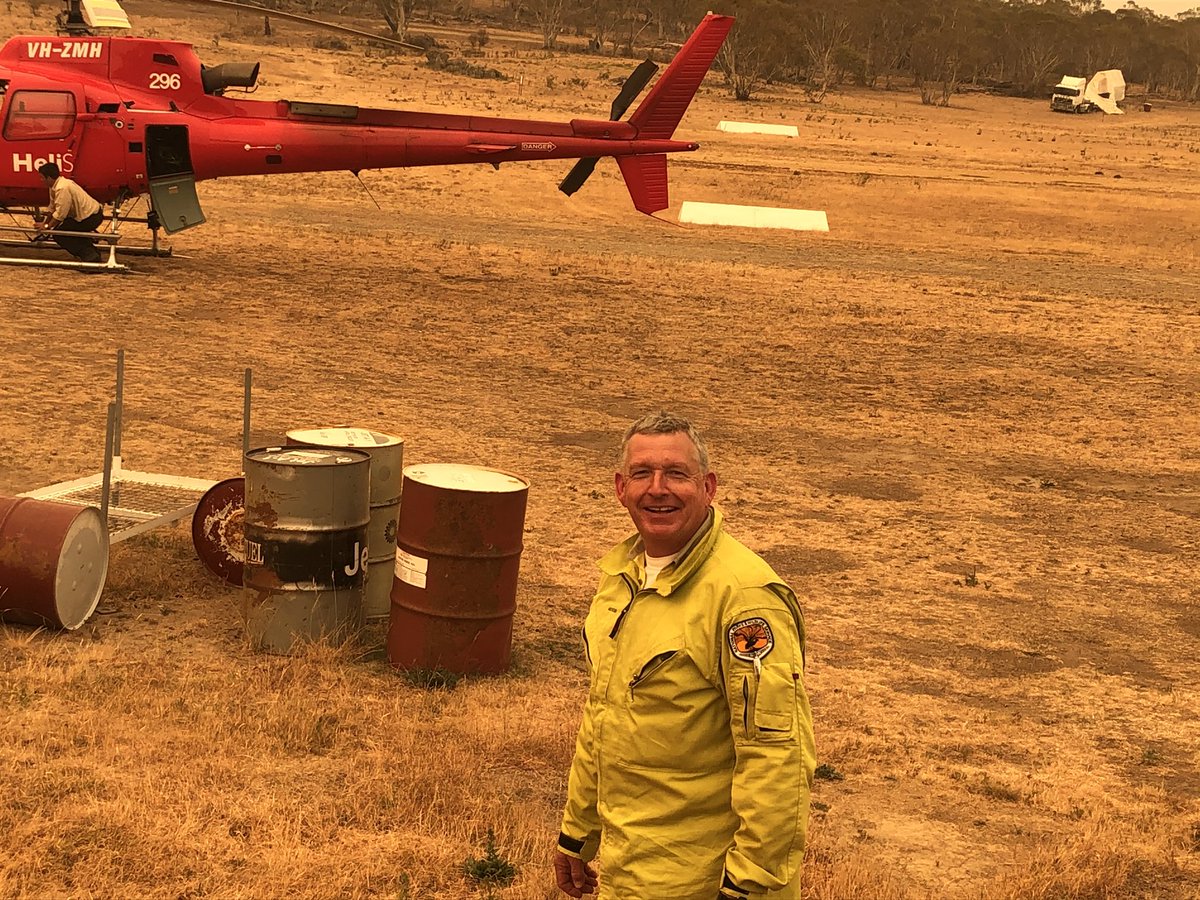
<box><xmin>394</xmin><ymin>548</ymin><xmax>428</xmax><ymax>589</ymax></box>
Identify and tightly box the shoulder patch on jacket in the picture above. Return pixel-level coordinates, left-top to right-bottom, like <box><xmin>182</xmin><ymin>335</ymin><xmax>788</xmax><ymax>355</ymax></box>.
<box><xmin>728</xmin><ymin>617</ymin><xmax>774</xmax><ymax>662</ymax></box>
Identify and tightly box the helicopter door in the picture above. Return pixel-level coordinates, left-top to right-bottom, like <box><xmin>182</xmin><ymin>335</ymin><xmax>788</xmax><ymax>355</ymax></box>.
<box><xmin>145</xmin><ymin>123</ymin><xmax>205</xmax><ymax>233</ymax></box>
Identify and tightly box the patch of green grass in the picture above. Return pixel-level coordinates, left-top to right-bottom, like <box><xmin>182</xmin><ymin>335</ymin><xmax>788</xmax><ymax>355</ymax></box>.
<box><xmin>463</xmin><ymin>827</ymin><xmax>516</xmax><ymax>888</ymax></box>
<box><xmin>400</xmin><ymin>667</ymin><xmax>462</xmax><ymax>690</ymax></box>
<box><xmin>426</xmin><ymin>49</ymin><xmax>506</xmax><ymax>80</ymax></box>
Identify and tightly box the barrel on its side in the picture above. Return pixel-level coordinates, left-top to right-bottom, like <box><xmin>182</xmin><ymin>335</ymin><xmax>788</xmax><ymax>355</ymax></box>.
<box><xmin>0</xmin><ymin>496</ymin><xmax>109</xmax><ymax>630</ymax></box>
<box><xmin>388</xmin><ymin>463</ymin><xmax>529</xmax><ymax>675</ymax></box>
<box><xmin>285</xmin><ymin>427</ymin><xmax>404</xmax><ymax>622</ymax></box>
<box><xmin>243</xmin><ymin>447</ymin><xmax>371</xmax><ymax>655</ymax></box>
<box><xmin>192</xmin><ymin>476</ymin><xmax>246</xmax><ymax>587</ymax></box>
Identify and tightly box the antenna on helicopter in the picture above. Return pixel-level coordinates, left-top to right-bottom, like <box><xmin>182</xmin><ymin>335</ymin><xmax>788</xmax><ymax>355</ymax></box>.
<box><xmin>351</xmin><ymin>171</ymin><xmax>382</xmax><ymax>211</ymax></box>
<box><xmin>58</xmin><ymin>0</ymin><xmax>132</xmax><ymax>36</ymax></box>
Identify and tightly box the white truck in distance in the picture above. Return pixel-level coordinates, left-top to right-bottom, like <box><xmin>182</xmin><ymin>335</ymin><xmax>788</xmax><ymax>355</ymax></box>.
<box><xmin>1051</xmin><ymin>76</ymin><xmax>1092</xmax><ymax>112</ymax></box>
<box><xmin>1051</xmin><ymin>70</ymin><xmax>1126</xmax><ymax>115</ymax></box>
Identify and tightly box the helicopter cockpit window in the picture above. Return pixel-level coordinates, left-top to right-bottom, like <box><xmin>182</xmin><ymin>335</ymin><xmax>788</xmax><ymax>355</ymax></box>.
<box><xmin>3</xmin><ymin>90</ymin><xmax>76</xmax><ymax>141</ymax></box>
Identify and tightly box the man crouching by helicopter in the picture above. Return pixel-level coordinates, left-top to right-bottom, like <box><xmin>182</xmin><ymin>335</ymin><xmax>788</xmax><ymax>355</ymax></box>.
<box><xmin>34</xmin><ymin>162</ymin><xmax>104</xmax><ymax>264</ymax></box>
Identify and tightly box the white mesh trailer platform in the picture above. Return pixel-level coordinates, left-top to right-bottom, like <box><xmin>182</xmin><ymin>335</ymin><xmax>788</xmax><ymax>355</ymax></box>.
<box><xmin>20</xmin><ymin>462</ymin><xmax>216</xmax><ymax>542</ymax></box>
<box><xmin>18</xmin><ymin>350</ymin><xmax>217</xmax><ymax>543</ymax></box>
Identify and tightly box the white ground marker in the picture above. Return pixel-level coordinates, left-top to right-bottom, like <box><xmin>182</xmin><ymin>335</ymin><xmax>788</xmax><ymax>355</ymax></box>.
<box><xmin>678</xmin><ymin>202</ymin><xmax>829</xmax><ymax>232</ymax></box>
<box><xmin>717</xmin><ymin>121</ymin><xmax>800</xmax><ymax>137</ymax></box>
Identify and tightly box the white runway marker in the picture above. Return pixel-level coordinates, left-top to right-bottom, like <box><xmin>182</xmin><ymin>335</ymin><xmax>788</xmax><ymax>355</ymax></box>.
<box><xmin>717</xmin><ymin>121</ymin><xmax>800</xmax><ymax>137</ymax></box>
<box><xmin>679</xmin><ymin>202</ymin><xmax>829</xmax><ymax>232</ymax></box>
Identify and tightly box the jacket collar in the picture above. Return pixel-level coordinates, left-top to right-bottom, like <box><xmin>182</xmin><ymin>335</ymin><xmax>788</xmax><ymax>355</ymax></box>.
<box><xmin>599</xmin><ymin>506</ymin><xmax>723</xmax><ymax>595</ymax></box>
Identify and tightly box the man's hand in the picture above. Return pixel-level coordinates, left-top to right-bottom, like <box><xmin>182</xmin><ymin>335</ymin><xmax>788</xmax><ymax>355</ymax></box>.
<box><xmin>553</xmin><ymin>849</ymin><xmax>597</xmax><ymax>897</ymax></box>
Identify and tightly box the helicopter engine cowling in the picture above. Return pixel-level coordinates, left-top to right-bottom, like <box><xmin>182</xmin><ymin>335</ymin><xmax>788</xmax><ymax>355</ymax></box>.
<box><xmin>201</xmin><ymin>61</ymin><xmax>260</xmax><ymax>95</ymax></box>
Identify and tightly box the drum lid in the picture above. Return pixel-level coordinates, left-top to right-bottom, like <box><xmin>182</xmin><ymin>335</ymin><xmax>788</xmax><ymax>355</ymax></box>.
<box><xmin>403</xmin><ymin>463</ymin><xmax>528</xmax><ymax>493</ymax></box>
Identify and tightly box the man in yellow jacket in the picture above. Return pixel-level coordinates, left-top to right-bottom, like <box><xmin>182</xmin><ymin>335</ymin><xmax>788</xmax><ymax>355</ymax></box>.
<box><xmin>553</xmin><ymin>411</ymin><xmax>816</xmax><ymax>899</ymax></box>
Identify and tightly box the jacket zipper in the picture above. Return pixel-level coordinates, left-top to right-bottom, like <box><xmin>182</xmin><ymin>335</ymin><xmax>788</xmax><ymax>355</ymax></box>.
<box><xmin>629</xmin><ymin>651</ymin><xmax>678</xmax><ymax>699</ymax></box>
<box><xmin>742</xmin><ymin>676</ymin><xmax>750</xmax><ymax>735</ymax></box>
<box><xmin>608</xmin><ymin>574</ymin><xmax>638</xmax><ymax>638</ymax></box>
<box><xmin>741</xmin><ymin>661</ymin><xmax>765</xmax><ymax>736</ymax></box>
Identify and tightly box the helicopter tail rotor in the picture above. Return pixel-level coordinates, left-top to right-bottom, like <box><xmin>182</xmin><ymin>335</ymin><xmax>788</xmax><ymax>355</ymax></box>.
<box><xmin>558</xmin><ymin>59</ymin><xmax>658</xmax><ymax>199</ymax></box>
<box><xmin>610</xmin><ymin>59</ymin><xmax>660</xmax><ymax>121</ymax></box>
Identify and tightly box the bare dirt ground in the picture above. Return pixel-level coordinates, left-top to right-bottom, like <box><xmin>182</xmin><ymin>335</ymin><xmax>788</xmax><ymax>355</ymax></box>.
<box><xmin>2</xmin><ymin>2</ymin><xmax>1199</xmax><ymax>898</ymax></box>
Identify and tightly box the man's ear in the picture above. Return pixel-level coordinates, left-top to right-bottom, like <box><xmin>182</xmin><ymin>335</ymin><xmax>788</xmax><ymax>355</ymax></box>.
<box><xmin>614</xmin><ymin>470</ymin><xmax>626</xmax><ymax>504</ymax></box>
<box><xmin>704</xmin><ymin>471</ymin><xmax>717</xmax><ymax>503</ymax></box>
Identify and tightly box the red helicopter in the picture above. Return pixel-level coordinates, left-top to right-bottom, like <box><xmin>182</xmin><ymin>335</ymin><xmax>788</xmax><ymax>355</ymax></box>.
<box><xmin>0</xmin><ymin>0</ymin><xmax>734</xmax><ymax>244</ymax></box>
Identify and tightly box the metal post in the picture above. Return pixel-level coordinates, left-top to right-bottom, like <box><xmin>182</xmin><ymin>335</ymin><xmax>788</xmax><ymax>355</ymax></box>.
<box><xmin>114</xmin><ymin>348</ymin><xmax>124</xmax><ymax>460</ymax></box>
<box><xmin>100</xmin><ymin>402</ymin><xmax>116</xmax><ymax>528</ymax></box>
<box><xmin>242</xmin><ymin>368</ymin><xmax>253</xmax><ymax>463</ymax></box>
<box><xmin>112</xmin><ymin>349</ymin><xmax>124</xmax><ymax>508</ymax></box>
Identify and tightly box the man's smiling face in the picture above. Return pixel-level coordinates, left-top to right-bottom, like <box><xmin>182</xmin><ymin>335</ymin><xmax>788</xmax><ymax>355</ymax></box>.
<box><xmin>615</xmin><ymin>431</ymin><xmax>717</xmax><ymax>556</ymax></box>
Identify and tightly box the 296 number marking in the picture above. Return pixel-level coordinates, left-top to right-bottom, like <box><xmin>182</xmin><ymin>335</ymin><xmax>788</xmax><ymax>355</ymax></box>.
<box><xmin>149</xmin><ymin>72</ymin><xmax>181</xmax><ymax>90</ymax></box>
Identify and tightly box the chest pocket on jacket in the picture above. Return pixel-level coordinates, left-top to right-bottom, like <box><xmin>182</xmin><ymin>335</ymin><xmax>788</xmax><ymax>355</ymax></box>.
<box><xmin>614</xmin><ymin>646</ymin><xmax>730</xmax><ymax>771</ymax></box>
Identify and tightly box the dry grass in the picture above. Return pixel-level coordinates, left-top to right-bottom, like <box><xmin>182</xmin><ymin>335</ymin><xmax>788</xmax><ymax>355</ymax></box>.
<box><xmin>2</xmin><ymin>1</ymin><xmax>1200</xmax><ymax>898</ymax></box>
<box><xmin>1</xmin><ymin>546</ymin><xmax>583</xmax><ymax>898</ymax></box>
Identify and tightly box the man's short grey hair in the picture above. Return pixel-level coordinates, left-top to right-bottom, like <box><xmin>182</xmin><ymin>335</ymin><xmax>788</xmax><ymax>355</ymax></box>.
<box><xmin>619</xmin><ymin>410</ymin><xmax>710</xmax><ymax>473</ymax></box>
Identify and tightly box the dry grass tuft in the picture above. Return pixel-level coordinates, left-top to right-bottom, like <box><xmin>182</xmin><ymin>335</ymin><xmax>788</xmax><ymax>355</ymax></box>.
<box><xmin>802</xmin><ymin>820</ymin><xmax>910</xmax><ymax>899</ymax></box>
<box><xmin>984</xmin><ymin>818</ymin><xmax>1188</xmax><ymax>900</ymax></box>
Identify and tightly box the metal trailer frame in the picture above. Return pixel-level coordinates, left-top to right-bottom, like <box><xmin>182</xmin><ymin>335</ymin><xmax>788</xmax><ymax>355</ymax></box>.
<box><xmin>16</xmin><ymin>350</ymin><xmax>238</xmax><ymax>543</ymax></box>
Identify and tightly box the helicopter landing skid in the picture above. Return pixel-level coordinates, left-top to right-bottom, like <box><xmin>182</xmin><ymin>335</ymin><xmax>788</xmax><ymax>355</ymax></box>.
<box><xmin>0</xmin><ymin>224</ymin><xmax>131</xmax><ymax>273</ymax></box>
<box><xmin>0</xmin><ymin>237</ymin><xmax>171</xmax><ymax>258</ymax></box>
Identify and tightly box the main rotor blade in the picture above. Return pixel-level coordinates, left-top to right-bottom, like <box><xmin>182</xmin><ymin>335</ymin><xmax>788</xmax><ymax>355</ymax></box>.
<box><xmin>559</xmin><ymin>157</ymin><xmax>600</xmax><ymax>197</ymax></box>
<box><xmin>175</xmin><ymin>0</ymin><xmax>424</xmax><ymax>52</ymax></box>
<box><xmin>610</xmin><ymin>59</ymin><xmax>659</xmax><ymax>121</ymax></box>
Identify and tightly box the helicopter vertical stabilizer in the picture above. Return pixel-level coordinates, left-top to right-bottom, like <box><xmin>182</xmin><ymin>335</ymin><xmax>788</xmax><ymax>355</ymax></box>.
<box><xmin>616</xmin><ymin>154</ymin><xmax>668</xmax><ymax>216</ymax></box>
<box><xmin>627</xmin><ymin>14</ymin><xmax>734</xmax><ymax>140</ymax></box>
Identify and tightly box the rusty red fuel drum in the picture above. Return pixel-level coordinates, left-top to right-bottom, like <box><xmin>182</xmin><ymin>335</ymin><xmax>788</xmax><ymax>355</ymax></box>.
<box><xmin>388</xmin><ymin>463</ymin><xmax>529</xmax><ymax>675</ymax></box>
<box><xmin>0</xmin><ymin>496</ymin><xmax>109</xmax><ymax>631</ymax></box>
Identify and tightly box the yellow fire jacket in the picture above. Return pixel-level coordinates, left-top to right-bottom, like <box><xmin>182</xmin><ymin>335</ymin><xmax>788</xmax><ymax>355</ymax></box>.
<box><xmin>558</xmin><ymin>507</ymin><xmax>816</xmax><ymax>899</ymax></box>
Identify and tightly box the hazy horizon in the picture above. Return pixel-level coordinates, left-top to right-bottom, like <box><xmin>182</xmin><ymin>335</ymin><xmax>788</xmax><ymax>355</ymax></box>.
<box><xmin>1103</xmin><ymin>0</ymin><xmax>1197</xmax><ymax>16</ymax></box>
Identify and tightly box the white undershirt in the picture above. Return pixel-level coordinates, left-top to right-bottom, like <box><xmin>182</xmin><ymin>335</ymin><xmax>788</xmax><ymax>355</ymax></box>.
<box><xmin>643</xmin><ymin>551</ymin><xmax>682</xmax><ymax>589</ymax></box>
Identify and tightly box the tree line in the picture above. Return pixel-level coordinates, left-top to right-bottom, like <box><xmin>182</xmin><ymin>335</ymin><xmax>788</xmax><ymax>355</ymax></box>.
<box><xmin>280</xmin><ymin>0</ymin><xmax>1200</xmax><ymax>102</ymax></box>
